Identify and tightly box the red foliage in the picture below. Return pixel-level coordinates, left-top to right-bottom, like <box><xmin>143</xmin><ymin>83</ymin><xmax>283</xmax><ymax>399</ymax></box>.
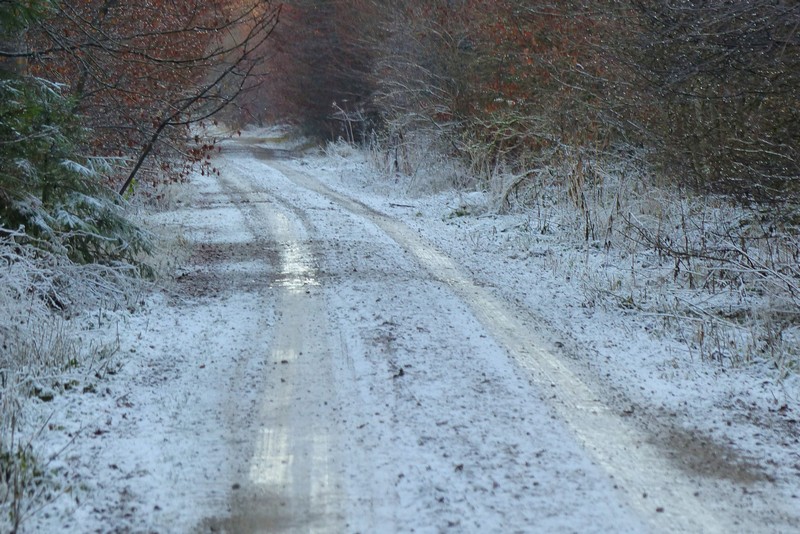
<box><xmin>457</xmin><ymin>0</ymin><xmax>616</xmax><ymax>144</ymax></box>
<box><xmin>26</xmin><ymin>0</ymin><xmax>278</xmax><ymax>190</ymax></box>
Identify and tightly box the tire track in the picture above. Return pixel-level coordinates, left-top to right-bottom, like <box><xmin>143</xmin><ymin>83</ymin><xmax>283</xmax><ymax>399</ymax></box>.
<box><xmin>266</xmin><ymin>159</ymin><xmax>785</xmax><ymax>534</ymax></box>
<box><xmin>201</xmin><ymin>160</ymin><xmax>345</xmax><ymax>533</ymax></box>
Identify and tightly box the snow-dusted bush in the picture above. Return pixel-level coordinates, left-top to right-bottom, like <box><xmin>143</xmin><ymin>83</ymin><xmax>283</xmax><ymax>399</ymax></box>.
<box><xmin>501</xmin><ymin>145</ymin><xmax>800</xmax><ymax>372</ymax></box>
<box><xmin>0</xmin><ymin>77</ymin><xmax>152</xmax><ymax>269</ymax></box>
<box><xmin>367</xmin><ymin>129</ymin><xmax>477</xmax><ymax>195</ymax></box>
<box><xmin>0</xmin><ymin>225</ymin><xmax>142</xmax><ymax>530</ymax></box>
<box><xmin>324</xmin><ymin>138</ymin><xmax>360</xmax><ymax>160</ymax></box>
<box><xmin>366</xmin><ymin>135</ymin><xmax>799</xmax><ymax>375</ymax></box>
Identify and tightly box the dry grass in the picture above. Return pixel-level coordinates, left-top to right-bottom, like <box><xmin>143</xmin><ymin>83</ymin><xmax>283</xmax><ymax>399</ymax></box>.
<box><xmin>368</xmin><ymin>137</ymin><xmax>800</xmax><ymax>376</ymax></box>
<box><xmin>0</xmin><ymin>228</ymin><xmax>140</xmax><ymax>532</ymax></box>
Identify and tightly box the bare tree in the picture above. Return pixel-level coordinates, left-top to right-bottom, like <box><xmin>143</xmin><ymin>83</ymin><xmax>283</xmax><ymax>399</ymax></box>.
<box><xmin>4</xmin><ymin>0</ymin><xmax>281</xmax><ymax>194</ymax></box>
<box><xmin>624</xmin><ymin>0</ymin><xmax>800</xmax><ymax>201</ymax></box>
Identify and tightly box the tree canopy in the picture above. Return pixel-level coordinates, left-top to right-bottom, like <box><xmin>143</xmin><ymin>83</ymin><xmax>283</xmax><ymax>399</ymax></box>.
<box><xmin>1</xmin><ymin>0</ymin><xmax>279</xmax><ymax>265</ymax></box>
<box><xmin>257</xmin><ymin>0</ymin><xmax>798</xmax><ymax>204</ymax></box>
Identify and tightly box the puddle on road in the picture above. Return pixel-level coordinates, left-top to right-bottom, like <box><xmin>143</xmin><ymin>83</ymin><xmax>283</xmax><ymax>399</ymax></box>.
<box><xmin>220</xmin><ymin>143</ymin><xmax>298</xmax><ymax>161</ymax></box>
<box><xmin>271</xmin><ymin>241</ymin><xmax>319</xmax><ymax>292</ymax></box>
<box><xmin>179</xmin><ymin>225</ymin><xmax>319</xmax><ymax>295</ymax></box>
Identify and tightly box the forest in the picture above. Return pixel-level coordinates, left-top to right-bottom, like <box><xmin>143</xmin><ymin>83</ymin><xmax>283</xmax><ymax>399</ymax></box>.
<box><xmin>1</xmin><ymin>0</ymin><xmax>798</xmax><ymax>529</ymax></box>
<box><xmin>257</xmin><ymin>1</ymin><xmax>799</xmax><ymax>202</ymax></box>
<box><xmin>3</xmin><ymin>1</ymin><xmax>798</xmax><ymax>257</ymax></box>
<box><xmin>237</xmin><ymin>0</ymin><xmax>800</xmax><ymax>348</ymax></box>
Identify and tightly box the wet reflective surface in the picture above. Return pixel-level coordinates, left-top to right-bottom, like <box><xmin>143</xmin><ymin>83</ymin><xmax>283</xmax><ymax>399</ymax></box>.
<box><xmin>271</xmin><ymin>241</ymin><xmax>319</xmax><ymax>292</ymax></box>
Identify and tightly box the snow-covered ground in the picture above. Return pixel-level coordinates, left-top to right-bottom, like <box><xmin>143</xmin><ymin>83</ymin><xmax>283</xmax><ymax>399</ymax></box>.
<box><xmin>18</xmin><ymin>129</ymin><xmax>800</xmax><ymax>533</ymax></box>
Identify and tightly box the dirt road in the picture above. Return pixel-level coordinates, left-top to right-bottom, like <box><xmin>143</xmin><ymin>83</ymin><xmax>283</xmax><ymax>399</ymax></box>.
<box><xmin>181</xmin><ymin>142</ymin><xmax>797</xmax><ymax>533</ymax></box>
<box><xmin>24</xmin><ymin>132</ymin><xmax>799</xmax><ymax>534</ymax></box>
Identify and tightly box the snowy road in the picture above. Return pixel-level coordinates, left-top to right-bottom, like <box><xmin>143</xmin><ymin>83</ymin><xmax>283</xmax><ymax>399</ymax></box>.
<box><xmin>200</xmin><ymin>146</ymin><xmax>643</xmax><ymax>532</ymax></box>
<box><xmin>187</xmin><ymin>142</ymin><xmax>791</xmax><ymax>533</ymax></box>
<box><xmin>208</xmin><ymin>152</ymin><xmax>345</xmax><ymax>532</ymax></box>
<box><xmin>31</xmin><ymin>136</ymin><xmax>799</xmax><ymax>533</ymax></box>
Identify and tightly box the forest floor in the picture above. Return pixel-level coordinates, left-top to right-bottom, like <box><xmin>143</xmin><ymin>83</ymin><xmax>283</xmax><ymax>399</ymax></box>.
<box><xmin>23</xmin><ymin>129</ymin><xmax>800</xmax><ymax>533</ymax></box>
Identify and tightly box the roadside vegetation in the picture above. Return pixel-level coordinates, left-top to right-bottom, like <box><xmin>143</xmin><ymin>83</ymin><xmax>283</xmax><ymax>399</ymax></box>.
<box><xmin>0</xmin><ymin>1</ymin><xmax>278</xmax><ymax>530</ymax></box>
<box><xmin>255</xmin><ymin>0</ymin><xmax>799</xmax><ymax>379</ymax></box>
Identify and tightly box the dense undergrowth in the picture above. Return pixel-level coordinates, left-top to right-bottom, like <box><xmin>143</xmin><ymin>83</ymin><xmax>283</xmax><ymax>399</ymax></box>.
<box><xmin>358</xmin><ymin>133</ymin><xmax>800</xmax><ymax>378</ymax></box>
<box><xmin>1</xmin><ymin>33</ymin><xmax>149</xmax><ymax>534</ymax></box>
<box><xmin>0</xmin><ymin>80</ymin><xmax>150</xmax><ymax>527</ymax></box>
<box><xmin>0</xmin><ymin>228</ymin><xmax>145</xmax><ymax>532</ymax></box>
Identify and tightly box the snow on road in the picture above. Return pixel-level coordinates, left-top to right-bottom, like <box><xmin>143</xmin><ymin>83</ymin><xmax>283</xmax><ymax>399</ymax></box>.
<box><xmin>213</xmin><ymin>151</ymin><xmax>644</xmax><ymax>533</ymax></box>
<box><xmin>27</xmin><ymin>133</ymin><xmax>800</xmax><ymax>533</ymax></box>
